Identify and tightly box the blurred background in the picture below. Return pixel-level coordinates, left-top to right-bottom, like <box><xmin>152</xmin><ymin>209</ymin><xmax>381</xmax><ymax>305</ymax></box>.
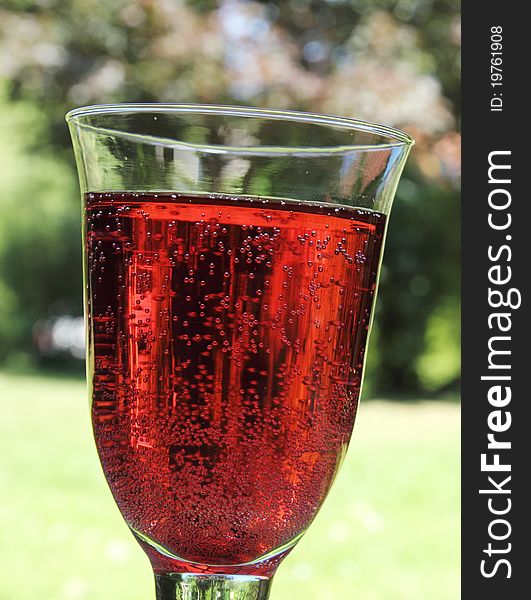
<box><xmin>0</xmin><ymin>1</ymin><xmax>460</xmax><ymax>599</ymax></box>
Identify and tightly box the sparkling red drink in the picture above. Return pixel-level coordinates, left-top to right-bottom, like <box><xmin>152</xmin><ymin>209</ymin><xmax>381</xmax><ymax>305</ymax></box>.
<box><xmin>87</xmin><ymin>192</ymin><xmax>386</xmax><ymax>576</ymax></box>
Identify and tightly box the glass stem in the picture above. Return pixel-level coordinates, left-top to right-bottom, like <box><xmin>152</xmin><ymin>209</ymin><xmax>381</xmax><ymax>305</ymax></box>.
<box><xmin>154</xmin><ymin>573</ymin><xmax>272</xmax><ymax>600</ymax></box>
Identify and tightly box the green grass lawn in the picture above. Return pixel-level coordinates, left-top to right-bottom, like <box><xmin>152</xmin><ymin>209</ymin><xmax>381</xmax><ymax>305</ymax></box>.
<box><xmin>0</xmin><ymin>372</ymin><xmax>459</xmax><ymax>600</ymax></box>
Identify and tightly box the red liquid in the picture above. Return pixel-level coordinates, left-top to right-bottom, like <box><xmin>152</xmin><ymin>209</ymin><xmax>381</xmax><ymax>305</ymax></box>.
<box><xmin>87</xmin><ymin>192</ymin><xmax>386</xmax><ymax>576</ymax></box>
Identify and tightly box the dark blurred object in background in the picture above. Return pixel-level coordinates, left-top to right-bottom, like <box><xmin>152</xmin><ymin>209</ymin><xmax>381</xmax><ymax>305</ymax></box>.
<box><xmin>0</xmin><ymin>0</ymin><xmax>460</xmax><ymax>396</ymax></box>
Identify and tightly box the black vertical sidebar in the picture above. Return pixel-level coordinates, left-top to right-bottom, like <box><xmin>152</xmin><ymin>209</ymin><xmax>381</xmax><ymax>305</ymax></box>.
<box><xmin>462</xmin><ymin>4</ymin><xmax>527</xmax><ymax>598</ymax></box>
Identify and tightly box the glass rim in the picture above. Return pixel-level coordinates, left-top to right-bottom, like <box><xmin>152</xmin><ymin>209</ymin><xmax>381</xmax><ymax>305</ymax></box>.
<box><xmin>65</xmin><ymin>103</ymin><xmax>414</xmax><ymax>155</ymax></box>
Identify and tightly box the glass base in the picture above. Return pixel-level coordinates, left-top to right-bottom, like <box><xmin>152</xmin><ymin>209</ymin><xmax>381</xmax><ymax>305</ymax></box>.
<box><xmin>154</xmin><ymin>573</ymin><xmax>272</xmax><ymax>600</ymax></box>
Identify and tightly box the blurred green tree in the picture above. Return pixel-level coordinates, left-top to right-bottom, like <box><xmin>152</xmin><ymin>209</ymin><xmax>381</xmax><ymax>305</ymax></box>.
<box><xmin>0</xmin><ymin>89</ymin><xmax>81</xmax><ymax>363</ymax></box>
<box><xmin>0</xmin><ymin>0</ymin><xmax>460</xmax><ymax>394</ymax></box>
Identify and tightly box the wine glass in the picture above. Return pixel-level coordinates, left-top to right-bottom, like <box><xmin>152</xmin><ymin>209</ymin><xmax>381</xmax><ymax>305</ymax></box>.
<box><xmin>66</xmin><ymin>104</ymin><xmax>413</xmax><ymax>600</ymax></box>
